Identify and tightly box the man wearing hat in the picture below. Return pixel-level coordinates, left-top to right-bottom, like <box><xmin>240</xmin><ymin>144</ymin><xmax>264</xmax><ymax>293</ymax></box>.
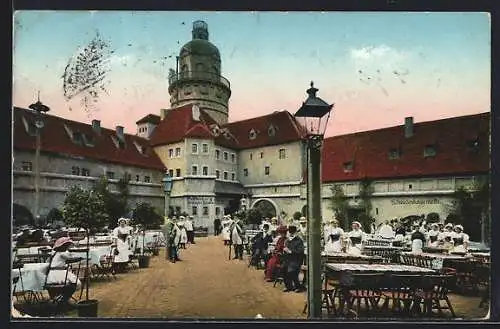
<box><xmin>161</xmin><ymin>216</ymin><xmax>173</xmax><ymax>260</ymax></box>
<box><xmin>47</xmin><ymin>237</ymin><xmax>79</xmax><ymax>303</ymax></box>
<box><xmin>229</xmin><ymin>217</ymin><xmax>245</xmax><ymax>260</ymax></box>
<box><xmin>297</xmin><ymin>217</ymin><xmax>307</xmax><ymax>241</ymax></box>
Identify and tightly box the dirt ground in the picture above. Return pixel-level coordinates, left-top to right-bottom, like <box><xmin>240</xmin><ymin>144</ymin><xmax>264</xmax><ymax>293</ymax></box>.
<box><xmin>16</xmin><ymin>235</ymin><xmax>489</xmax><ymax>320</ymax></box>
<box><xmin>88</xmin><ymin>235</ymin><xmax>307</xmax><ymax>319</ymax></box>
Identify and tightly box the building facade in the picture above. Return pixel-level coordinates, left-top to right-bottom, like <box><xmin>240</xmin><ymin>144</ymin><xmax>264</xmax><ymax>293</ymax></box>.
<box><xmin>13</xmin><ymin>20</ymin><xmax>490</xmax><ymax>235</ymax></box>
<box><xmin>13</xmin><ymin>107</ymin><xmax>166</xmax><ymax>226</ymax></box>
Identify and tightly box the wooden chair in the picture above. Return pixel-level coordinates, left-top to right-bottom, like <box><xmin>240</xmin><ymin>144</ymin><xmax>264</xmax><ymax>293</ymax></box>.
<box><xmin>344</xmin><ymin>273</ymin><xmax>384</xmax><ymax>317</ymax></box>
<box><xmin>12</xmin><ymin>262</ymin><xmax>27</xmax><ymax>304</ymax></box>
<box><xmin>417</xmin><ymin>275</ymin><xmax>456</xmax><ymax>318</ymax></box>
<box><xmin>381</xmin><ymin>274</ymin><xmax>422</xmax><ymax>317</ymax></box>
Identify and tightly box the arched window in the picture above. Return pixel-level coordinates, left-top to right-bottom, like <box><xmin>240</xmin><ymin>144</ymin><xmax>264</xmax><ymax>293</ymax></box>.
<box><xmin>13</xmin><ymin>203</ymin><xmax>35</xmax><ymax>227</ymax></box>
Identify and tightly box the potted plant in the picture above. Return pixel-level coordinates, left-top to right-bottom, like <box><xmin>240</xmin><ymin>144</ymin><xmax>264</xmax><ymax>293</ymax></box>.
<box><xmin>132</xmin><ymin>202</ymin><xmax>163</xmax><ymax>267</ymax></box>
<box><xmin>62</xmin><ymin>185</ymin><xmax>109</xmax><ymax>317</ymax></box>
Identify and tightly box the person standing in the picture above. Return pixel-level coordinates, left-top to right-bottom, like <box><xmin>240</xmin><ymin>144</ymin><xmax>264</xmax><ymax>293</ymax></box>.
<box><xmin>162</xmin><ymin>217</ymin><xmax>173</xmax><ymax>260</ymax></box>
<box><xmin>185</xmin><ymin>215</ymin><xmax>195</xmax><ymax>244</ymax></box>
<box><xmin>169</xmin><ymin>218</ymin><xmax>182</xmax><ymax>263</ymax></box>
<box><xmin>230</xmin><ymin>217</ymin><xmax>245</xmax><ymax>260</ymax></box>
<box><xmin>178</xmin><ymin>220</ymin><xmax>188</xmax><ymax>249</ymax></box>
<box><xmin>213</xmin><ymin>217</ymin><xmax>221</xmax><ymax>236</ymax></box>
<box><xmin>112</xmin><ymin>218</ymin><xmax>133</xmax><ymax>272</ymax></box>
<box><xmin>283</xmin><ymin>225</ymin><xmax>305</xmax><ymax>293</ymax></box>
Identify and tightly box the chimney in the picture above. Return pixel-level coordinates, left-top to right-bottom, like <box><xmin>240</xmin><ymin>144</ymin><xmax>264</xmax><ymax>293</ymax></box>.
<box><xmin>404</xmin><ymin>117</ymin><xmax>414</xmax><ymax>138</ymax></box>
<box><xmin>116</xmin><ymin>125</ymin><xmax>124</xmax><ymax>140</ymax></box>
<box><xmin>92</xmin><ymin>119</ymin><xmax>101</xmax><ymax>134</ymax></box>
<box><xmin>160</xmin><ymin>108</ymin><xmax>170</xmax><ymax>120</ymax></box>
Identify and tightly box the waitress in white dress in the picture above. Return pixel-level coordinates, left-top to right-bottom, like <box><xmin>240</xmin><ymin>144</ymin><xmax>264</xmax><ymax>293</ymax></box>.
<box><xmin>451</xmin><ymin>225</ymin><xmax>469</xmax><ymax>252</ymax></box>
<box><xmin>112</xmin><ymin>218</ymin><xmax>133</xmax><ymax>270</ymax></box>
<box><xmin>426</xmin><ymin>223</ymin><xmax>441</xmax><ymax>247</ymax></box>
<box><xmin>324</xmin><ymin>219</ymin><xmax>344</xmax><ymax>254</ymax></box>
<box><xmin>347</xmin><ymin>221</ymin><xmax>366</xmax><ymax>255</ymax></box>
<box><xmin>177</xmin><ymin>217</ymin><xmax>188</xmax><ymax>249</ymax></box>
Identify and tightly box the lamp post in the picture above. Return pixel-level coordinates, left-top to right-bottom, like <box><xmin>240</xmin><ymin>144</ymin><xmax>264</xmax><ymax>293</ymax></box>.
<box><xmin>162</xmin><ymin>171</ymin><xmax>173</xmax><ymax>220</ymax></box>
<box><xmin>294</xmin><ymin>82</ymin><xmax>334</xmax><ymax>319</ymax></box>
<box><xmin>29</xmin><ymin>92</ymin><xmax>50</xmax><ymax>227</ymax></box>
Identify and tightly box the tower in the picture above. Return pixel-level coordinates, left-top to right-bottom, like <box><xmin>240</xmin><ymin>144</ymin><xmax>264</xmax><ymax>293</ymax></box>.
<box><xmin>167</xmin><ymin>20</ymin><xmax>232</xmax><ymax>125</ymax></box>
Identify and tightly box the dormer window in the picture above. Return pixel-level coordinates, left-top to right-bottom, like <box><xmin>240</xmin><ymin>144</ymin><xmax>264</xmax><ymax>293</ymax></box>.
<box><xmin>82</xmin><ymin>133</ymin><xmax>95</xmax><ymax>147</ymax></box>
<box><xmin>21</xmin><ymin>116</ymin><xmax>37</xmax><ymax>136</ymax></box>
<box><xmin>249</xmin><ymin>129</ymin><xmax>257</xmax><ymax>140</ymax></box>
<box><xmin>111</xmin><ymin>136</ymin><xmax>125</xmax><ymax>150</ymax></box>
<box><xmin>268</xmin><ymin>124</ymin><xmax>277</xmax><ymax>137</ymax></box>
<box><xmin>424</xmin><ymin>144</ymin><xmax>437</xmax><ymax>158</ymax></box>
<box><xmin>72</xmin><ymin>132</ymin><xmax>83</xmax><ymax>145</ymax></box>
<box><xmin>388</xmin><ymin>148</ymin><xmax>401</xmax><ymax>160</ymax></box>
<box><xmin>133</xmin><ymin>140</ymin><xmax>147</xmax><ymax>156</ymax></box>
<box><xmin>467</xmin><ymin>139</ymin><xmax>480</xmax><ymax>153</ymax></box>
<box><xmin>343</xmin><ymin>161</ymin><xmax>354</xmax><ymax>173</ymax></box>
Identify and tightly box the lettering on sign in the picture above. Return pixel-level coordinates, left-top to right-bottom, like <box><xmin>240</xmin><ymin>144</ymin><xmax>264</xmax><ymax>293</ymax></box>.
<box><xmin>187</xmin><ymin>196</ymin><xmax>215</xmax><ymax>205</ymax></box>
<box><xmin>390</xmin><ymin>198</ymin><xmax>440</xmax><ymax>206</ymax></box>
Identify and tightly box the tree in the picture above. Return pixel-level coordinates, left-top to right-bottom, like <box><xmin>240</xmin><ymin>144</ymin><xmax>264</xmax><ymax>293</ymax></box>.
<box><xmin>448</xmin><ymin>177</ymin><xmax>490</xmax><ymax>242</ymax></box>
<box><xmin>132</xmin><ymin>202</ymin><xmax>163</xmax><ymax>230</ymax></box>
<box><xmin>293</xmin><ymin>211</ymin><xmax>302</xmax><ymax>221</ymax></box>
<box><xmin>330</xmin><ymin>184</ymin><xmax>349</xmax><ymax>230</ymax></box>
<box><xmin>131</xmin><ymin>202</ymin><xmax>163</xmax><ymax>255</ymax></box>
<box><xmin>426</xmin><ymin>212</ymin><xmax>440</xmax><ymax>224</ymax></box>
<box><xmin>46</xmin><ymin>208</ymin><xmax>64</xmax><ymax>227</ymax></box>
<box><xmin>62</xmin><ymin>185</ymin><xmax>109</xmax><ymax>233</ymax></box>
<box><xmin>246</xmin><ymin>208</ymin><xmax>263</xmax><ymax>226</ymax></box>
<box><xmin>92</xmin><ymin>176</ymin><xmax>129</xmax><ymax>229</ymax></box>
<box><xmin>358</xmin><ymin>179</ymin><xmax>375</xmax><ymax>231</ymax></box>
<box><xmin>62</xmin><ymin>185</ymin><xmax>109</xmax><ymax>301</ymax></box>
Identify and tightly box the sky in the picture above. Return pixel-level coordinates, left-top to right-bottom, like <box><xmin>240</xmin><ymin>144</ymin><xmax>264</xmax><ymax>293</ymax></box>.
<box><xmin>12</xmin><ymin>11</ymin><xmax>490</xmax><ymax>137</ymax></box>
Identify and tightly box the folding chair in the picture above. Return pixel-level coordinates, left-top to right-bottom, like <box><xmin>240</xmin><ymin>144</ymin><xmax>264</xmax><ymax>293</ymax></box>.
<box><xmin>418</xmin><ymin>275</ymin><xmax>456</xmax><ymax>318</ymax></box>
<box><xmin>91</xmin><ymin>248</ymin><xmax>116</xmax><ymax>282</ymax></box>
<box><xmin>44</xmin><ymin>255</ymin><xmax>82</xmax><ymax>311</ymax></box>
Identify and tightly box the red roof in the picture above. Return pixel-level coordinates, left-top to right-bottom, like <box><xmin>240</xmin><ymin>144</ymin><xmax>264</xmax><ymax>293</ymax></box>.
<box><xmin>136</xmin><ymin>114</ymin><xmax>161</xmax><ymax>125</ymax></box>
<box><xmin>149</xmin><ymin>105</ymin><xmax>304</xmax><ymax>149</ymax></box>
<box><xmin>221</xmin><ymin>111</ymin><xmax>303</xmax><ymax>149</ymax></box>
<box><xmin>321</xmin><ymin>112</ymin><xmax>490</xmax><ymax>182</ymax></box>
<box><xmin>14</xmin><ymin>107</ymin><xmax>166</xmax><ymax>170</ymax></box>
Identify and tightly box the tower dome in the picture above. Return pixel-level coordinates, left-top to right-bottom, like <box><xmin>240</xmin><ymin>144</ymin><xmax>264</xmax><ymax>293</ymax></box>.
<box><xmin>167</xmin><ymin>20</ymin><xmax>231</xmax><ymax>125</ymax></box>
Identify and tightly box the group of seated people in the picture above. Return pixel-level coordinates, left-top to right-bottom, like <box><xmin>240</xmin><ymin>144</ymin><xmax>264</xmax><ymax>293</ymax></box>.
<box><xmin>249</xmin><ymin>223</ymin><xmax>306</xmax><ymax>293</ymax></box>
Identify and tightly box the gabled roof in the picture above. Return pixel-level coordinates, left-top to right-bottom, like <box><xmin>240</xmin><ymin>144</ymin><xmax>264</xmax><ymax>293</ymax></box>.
<box><xmin>149</xmin><ymin>104</ymin><xmax>216</xmax><ymax>146</ymax></box>
<box><xmin>322</xmin><ymin>112</ymin><xmax>490</xmax><ymax>182</ymax></box>
<box><xmin>14</xmin><ymin>107</ymin><xmax>165</xmax><ymax>171</ymax></box>
<box><xmin>136</xmin><ymin>114</ymin><xmax>161</xmax><ymax>125</ymax></box>
<box><xmin>221</xmin><ymin>111</ymin><xmax>304</xmax><ymax>150</ymax></box>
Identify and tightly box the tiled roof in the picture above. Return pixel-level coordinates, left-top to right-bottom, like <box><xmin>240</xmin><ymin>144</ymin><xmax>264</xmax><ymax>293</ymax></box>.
<box><xmin>13</xmin><ymin>107</ymin><xmax>166</xmax><ymax>171</ymax></box>
<box><xmin>136</xmin><ymin>114</ymin><xmax>161</xmax><ymax>125</ymax></box>
<box><xmin>149</xmin><ymin>104</ymin><xmax>197</xmax><ymax>146</ymax></box>
<box><xmin>221</xmin><ymin>111</ymin><xmax>304</xmax><ymax>149</ymax></box>
<box><xmin>321</xmin><ymin>112</ymin><xmax>490</xmax><ymax>182</ymax></box>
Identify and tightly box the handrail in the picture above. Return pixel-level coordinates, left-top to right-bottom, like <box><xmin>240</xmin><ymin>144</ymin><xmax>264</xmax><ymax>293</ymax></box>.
<box><xmin>168</xmin><ymin>71</ymin><xmax>230</xmax><ymax>89</ymax></box>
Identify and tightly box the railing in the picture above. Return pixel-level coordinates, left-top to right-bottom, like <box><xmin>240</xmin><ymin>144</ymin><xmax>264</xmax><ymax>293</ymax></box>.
<box><xmin>168</xmin><ymin>71</ymin><xmax>231</xmax><ymax>89</ymax></box>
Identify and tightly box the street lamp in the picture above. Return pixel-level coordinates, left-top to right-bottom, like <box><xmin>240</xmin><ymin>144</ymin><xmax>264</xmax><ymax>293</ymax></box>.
<box><xmin>28</xmin><ymin>92</ymin><xmax>50</xmax><ymax>227</ymax></box>
<box><xmin>162</xmin><ymin>171</ymin><xmax>173</xmax><ymax>220</ymax></box>
<box><xmin>294</xmin><ymin>81</ymin><xmax>334</xmax><ymax>319</ymax></box>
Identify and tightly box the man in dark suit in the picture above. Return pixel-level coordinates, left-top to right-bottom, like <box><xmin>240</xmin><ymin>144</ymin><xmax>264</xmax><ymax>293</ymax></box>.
<box><xmin>283</xmin><ymin>225</ymin><xmax>306</xmax><ymax>293</ymax></box>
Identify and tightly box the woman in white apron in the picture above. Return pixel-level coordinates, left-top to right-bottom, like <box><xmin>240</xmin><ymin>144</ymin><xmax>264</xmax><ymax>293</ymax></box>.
<box><xmin>451</xmin><ymin>225</ymin><xmax>469</xmax><ymax>253</ymax></box>
<box><xmin>112</xmin><ymin>218</ymin><xmax>133</xmax><ymax>271</ymax></box>
<box><xmin>324</xmin><ymin>219</ymin><xmax>344</xmax><ymax>254</ymax></box>
<box><xmin>426</xmin><ymin>223</ymin><xmax>441</xmax><ymax>247</ymax></box>
<box><xmin>346</xmin><ymin>221</ymin><xmax>365</xmax><ymax>255</ymax></box>
<box><xmin>177</xmin><ymin>218</ymin><xmax>188</xmax><ymax>249</ymax></box>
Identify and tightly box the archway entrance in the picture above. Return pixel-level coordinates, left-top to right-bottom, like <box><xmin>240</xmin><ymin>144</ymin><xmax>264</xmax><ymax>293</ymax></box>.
<box><xmin>252</xmin><ymin>199</ymin><xmax>277</xmax><ymax>218</ymax></box>
<box><xmin>13</xmin><ymin>203</ymin><xmax>34</xmax><ymax>227</ymax></box>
